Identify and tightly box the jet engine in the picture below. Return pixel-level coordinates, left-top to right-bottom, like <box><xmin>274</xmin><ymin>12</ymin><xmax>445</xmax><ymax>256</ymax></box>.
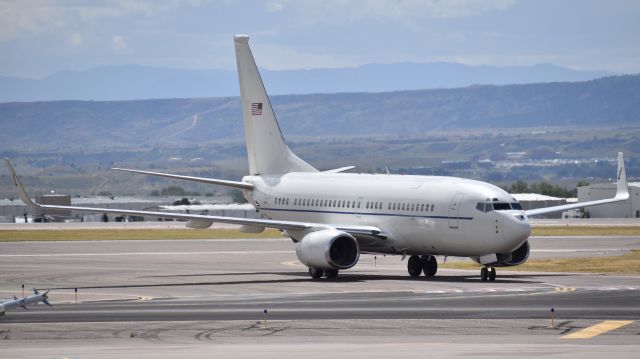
<box><xmin>472</xmin><ymin>240</ymin><xmax>530</xmax><ymax>267</ymax></box>
<box><xmin>295</xmin><ymin>229</ymin><xmax>360</xmax><ymax>270</ymax></box>
<box><xmin>495</xmin><ymin>240</ymin><xmax>530</xmax><ymax>267</ymax></box>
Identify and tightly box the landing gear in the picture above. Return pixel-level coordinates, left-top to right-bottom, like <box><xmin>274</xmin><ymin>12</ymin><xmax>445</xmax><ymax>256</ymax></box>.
<box><xmin>480</xmin><ymin>267</ymin><xmax>496</xmax><ymax>282</ymax></box>
<box><xmin>308</xmin><ymin>267</ymin><xmax>339</xmax><ymax>279</ymax></box>
<box><xmin>422</xmin><ymin>256</ymin><xmax>438</xmax><ymax>277</ymax></box>
<box><xmin>324</xmin><ymin>269</ymin><xmax>339</xmax><ymax>279</ymax></box>
<box><xmin>407</xmin><ymin>255</ymin><xmax>423</xmax><ymax>277</ymax></box>
<box><xmin>309</xmin><ymin>267</ymin><xmax>323</xmax><ymax>279</ymax></box>
<box><xmin>407</xmin><ymin>255</ymin><xmax>438</xmax><ymax>277</ymax></box>
<box><xmin>480</xmin><ymin>267</ymin><xmax>488</xmax><ymax>281</ymax></box>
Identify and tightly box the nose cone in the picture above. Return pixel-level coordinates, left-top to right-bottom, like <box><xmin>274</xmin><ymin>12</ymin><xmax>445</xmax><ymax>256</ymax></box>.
<box><xmin>502</xmin><ymin>213</ymin><xmax>531</xmax><ymax>250</ymax></box>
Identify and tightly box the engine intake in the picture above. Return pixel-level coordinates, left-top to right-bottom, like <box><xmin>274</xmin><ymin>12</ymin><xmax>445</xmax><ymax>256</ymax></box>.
<box><xmin>295</xmin><ymin>229</ymin><xmax>360</xmax><ymax>270</ymax></box>
<box><xmin>495</xmin><ymin>240</ymin><xmax>530</xmax><ymax>267</ymax></box>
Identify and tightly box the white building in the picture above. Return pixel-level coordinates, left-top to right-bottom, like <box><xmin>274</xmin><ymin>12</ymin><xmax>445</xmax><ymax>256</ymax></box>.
<box><xmin>577</xmin><ymin>182</ymin><xmax>640</xmax><ymax>218</ymax></box>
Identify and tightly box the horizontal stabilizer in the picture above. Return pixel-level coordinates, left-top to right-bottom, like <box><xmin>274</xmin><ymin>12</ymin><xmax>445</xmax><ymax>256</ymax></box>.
<box><xmin>322</xmin><ymin>166</ymin><xmax>356</xmax><ymax>173</ymax></box>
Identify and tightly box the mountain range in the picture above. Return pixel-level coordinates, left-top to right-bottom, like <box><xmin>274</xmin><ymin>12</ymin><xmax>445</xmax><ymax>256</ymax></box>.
<box><xmin>0</xmin><ymin>63</ymin><xmax>615</xmax><ymax>102</ymax></box>
<box><xmin>1</xmin><ymin>75</ymin><xmax>639</xmax><ymax>152</ymax></box>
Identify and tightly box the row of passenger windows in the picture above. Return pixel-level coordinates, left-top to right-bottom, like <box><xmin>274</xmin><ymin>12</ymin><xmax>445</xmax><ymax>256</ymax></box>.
<box><xmin>273</xmin><ymin>197</ymin><xmax>436</xmax><ymax>212</ymax></box>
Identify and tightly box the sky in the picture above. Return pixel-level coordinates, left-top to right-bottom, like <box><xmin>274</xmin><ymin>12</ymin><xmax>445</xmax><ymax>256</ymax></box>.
<box><xmin>1</xmin><ymin>0</ymin><xmax>639</xmax><ymax>79</ymax></box>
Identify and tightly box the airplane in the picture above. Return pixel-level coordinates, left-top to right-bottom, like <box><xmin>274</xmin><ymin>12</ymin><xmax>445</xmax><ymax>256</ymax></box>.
<box><xmin>4</xmin><ymin>34</ymin><xmax>630</xmax><ymax>282</ymax></box>
<box><xmin>0</xmin><ymin>289</ymin><xmax>52</xmax><ymax>315</ymax></box>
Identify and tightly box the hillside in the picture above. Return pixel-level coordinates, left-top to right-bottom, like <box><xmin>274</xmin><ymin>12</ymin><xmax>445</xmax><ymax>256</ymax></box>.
<box><xmin>1</xmin><ymin>75</ymin><xmax>639</xmax><ymax>151</ymax></box>
<box><xmin>0</xmin><ymin>63</ymin><xmax>614</xmax><ymax>102</ymax></box>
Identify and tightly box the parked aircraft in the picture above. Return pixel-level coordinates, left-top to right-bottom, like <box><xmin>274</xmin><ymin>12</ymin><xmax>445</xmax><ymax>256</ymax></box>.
<box><xmin>0</xmin><ymin>289</ymin><xmax>52</xmax><ymax>315</ymax></box>
<box><xmin>4</xmin><ymin>35</ymin><xmax>629</xmax><ymax>281</ymax></box>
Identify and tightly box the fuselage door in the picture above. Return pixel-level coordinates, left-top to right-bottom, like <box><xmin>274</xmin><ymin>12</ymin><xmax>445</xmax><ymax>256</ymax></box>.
<box><xmin>448</xmin><ymin>193</ymin><xmax>465</xmax><ymax>229</ymax></box>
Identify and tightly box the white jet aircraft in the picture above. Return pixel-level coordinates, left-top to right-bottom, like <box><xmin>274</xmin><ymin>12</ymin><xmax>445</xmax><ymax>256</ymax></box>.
<box><xmin>5</xmin><ymin>35</ymin><xmax>630</xmax><ymax>282</ymax></box>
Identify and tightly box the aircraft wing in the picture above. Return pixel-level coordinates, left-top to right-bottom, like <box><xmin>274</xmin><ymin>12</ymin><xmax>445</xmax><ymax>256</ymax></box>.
<box><xmin>525</xmin><ymin>152</ymin><xmax>629</xmax><ymax>217</ymax></box>
<box><xmin>4</xmin><ymin>159</ymin><xmax>383</xmax><ymax>237</ymax></box>
<box><xmin>112</xmin><ymin>168</ymin><xmax>254</xmax><ymax>190</ymax></box>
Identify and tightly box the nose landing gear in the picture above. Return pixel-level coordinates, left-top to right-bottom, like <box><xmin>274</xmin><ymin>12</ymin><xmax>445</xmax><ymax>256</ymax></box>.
<box><xmin>480</xmin><ymin>266</ymin><xmax>496</xmax><ymax>281</ymax></box>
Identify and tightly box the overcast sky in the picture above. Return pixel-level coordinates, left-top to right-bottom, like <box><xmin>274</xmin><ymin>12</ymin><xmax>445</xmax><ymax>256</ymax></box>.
<box><xmin>1</xmin><ymin>0</ymin><xmax>639</xmax><ymax>78</ymax></box>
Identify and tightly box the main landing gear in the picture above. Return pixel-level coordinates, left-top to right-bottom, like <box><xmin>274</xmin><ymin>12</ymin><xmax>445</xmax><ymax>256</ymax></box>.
<box><xmin>308</xmin><ymin>267</ymin><xmax>339</xmax><ymax>279</ymax></box>
<box><xmin>407</xmin><ymin>255</ymin><xmax>438</xmax><ymax>278</ymax></box>
<box><xmin>480</xmin><ymin>266</ymin><xmax>496</xmax><ymax>282</ymax></box>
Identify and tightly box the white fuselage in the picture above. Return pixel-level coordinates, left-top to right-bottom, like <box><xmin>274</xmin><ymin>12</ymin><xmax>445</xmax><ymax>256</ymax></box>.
<box><xmin>243</xmin><ymin>172</ymin><xmax>531</xmax><ymax>258</ymax></box>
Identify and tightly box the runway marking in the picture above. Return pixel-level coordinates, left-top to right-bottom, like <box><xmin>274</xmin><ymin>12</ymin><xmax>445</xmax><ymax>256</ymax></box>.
<box><xmin>562</xmin><ymin>320</ymin><xmax>633</xmax><ymax>339</ymax></box>
<box><xmin>553</xmin><ymin>287</ymin><xmax>576</xmax><ymax>293</ymax></box>
<box><xmin>0</xmin><ymin>250</ymin><xmax>293</xmax><ymax>258</ymax></box>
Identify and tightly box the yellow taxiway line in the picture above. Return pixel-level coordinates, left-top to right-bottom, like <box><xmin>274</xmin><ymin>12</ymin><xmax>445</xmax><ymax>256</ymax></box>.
<box><xmin>562</xmin><ymin>320</ymin><xmax>633</xmax><ymax>339</ymax></box>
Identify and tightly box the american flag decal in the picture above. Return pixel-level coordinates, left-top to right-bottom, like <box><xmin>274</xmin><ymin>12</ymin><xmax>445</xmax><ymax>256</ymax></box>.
<box><xmin>251</xmin><ymin>102</ymin><xmax>263</xmax><ymax>116</ymax></box>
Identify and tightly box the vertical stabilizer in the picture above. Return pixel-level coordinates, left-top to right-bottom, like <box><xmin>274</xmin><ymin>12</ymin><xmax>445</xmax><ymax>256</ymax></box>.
<box><xmin>234</xmin><ymin>35</ymin><xmax>317</xmax><ymax>175</ymax></box>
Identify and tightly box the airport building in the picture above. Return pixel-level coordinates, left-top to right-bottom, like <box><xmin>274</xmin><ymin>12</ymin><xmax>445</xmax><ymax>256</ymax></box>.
<box><xmin>577</xmin><ymin>182</ymin><xmax>640</xmax><ymax>218</ymax></box>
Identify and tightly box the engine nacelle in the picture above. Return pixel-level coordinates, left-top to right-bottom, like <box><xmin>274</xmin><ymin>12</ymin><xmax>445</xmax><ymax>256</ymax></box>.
<box><xmin>495</xmin><ymin>240</ymin><xmax>530</xmax><ymax>267</ymax></box>
<box><xmin>472</xmin><ymin>240</ymin><xmax>530</xmax><ymax>267</ymax></box>
<box><xmin>295</xmin><ymin>229</ymin><xmax>360</xmax><ymax>270</ymax></box>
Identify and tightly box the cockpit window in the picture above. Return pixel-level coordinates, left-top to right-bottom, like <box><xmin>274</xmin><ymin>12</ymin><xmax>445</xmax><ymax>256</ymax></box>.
<box><xmin>476</xmin><ymin>202</ymin><xmax>494</xmax><ymax>212</ymax></box>
<box><xmin>493</xmin><ymin>203</ymin><xmax>511</xmax><ymax>211</ymax></box>
<box><xmin>510</xmin><ymin>202</ymin><xmax>523</xmax><ymax>210</ymax></box>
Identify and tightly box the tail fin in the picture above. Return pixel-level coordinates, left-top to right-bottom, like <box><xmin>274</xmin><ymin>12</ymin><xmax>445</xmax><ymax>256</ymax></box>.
<box><xmin>234</xmin><ymin>35</ymin><xmax>317</xmax><ymax>175</ymax></box>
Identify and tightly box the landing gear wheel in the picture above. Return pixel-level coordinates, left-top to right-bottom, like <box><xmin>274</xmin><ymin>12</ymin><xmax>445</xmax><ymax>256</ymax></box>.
<box><xmin>407</xmin><ymin>255</ymin><xmax>423</xmax><ymax>277</ymax></box>
<box><xmin>324</xmin><ymin>269</ymin><xmax>339</xmax><ymax>279</ymax></box>
<box><xmin>480</xmin><ymin>267</ymin><xmax>488</xmax><ymax>282</ymax></box>
<box><xmin>422</xmin><ymin>256</ymin><xmax>438</xmax><ymax>277</ymax></box>
<box><xmin>488</xmin><ymin>267</ymin><xmax>496</xmax><ymax>281</ymax></box>
<box><xmin>309</xmin><ymin>267</ymin><xmax>323</xmax><ymax>279</ymax></box>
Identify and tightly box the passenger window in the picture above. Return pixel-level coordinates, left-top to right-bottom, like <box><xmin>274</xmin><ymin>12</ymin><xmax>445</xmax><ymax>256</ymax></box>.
<box><xmin>411</xmin><ymin>203</ymin><xmax>415</xmax><ymax>211</ymax></box>
<box><xmin>430</xmin><ymin>204</ymin><xmax>434</xmax><ymax>211</ymax></box>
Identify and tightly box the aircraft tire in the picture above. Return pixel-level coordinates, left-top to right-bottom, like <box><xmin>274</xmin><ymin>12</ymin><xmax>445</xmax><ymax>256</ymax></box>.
<box><xmin>309</xmin><ymin>267</ymin><xmax>323</xmax><ymax>279</ymax></box>
<box><xmin>422</xmin><ymin>256</ymin><xmax>438</xmax><ymax>277</ymax></box>
<box><xmin>324</xmin><ymin>269</ymin><xmax>339</xmax><ymax>279</ymax></box>
<box><xmin>407</xmin><ymin>255</ymin><xmax>423</xmax><ymax>277</ymax></box>
<box><xmin>489</xmin><ymin>267</ymin><xmax>496</xmax><ymax>281</ymax></box>
<box><xmin>480</xmin><ymin>267</ymin><xmax>488</xmax><ymax>281</ymax></box>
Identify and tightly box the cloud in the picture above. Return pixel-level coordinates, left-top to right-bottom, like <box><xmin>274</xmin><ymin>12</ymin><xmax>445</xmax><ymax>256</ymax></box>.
<box><xmin>266</xmin><ymin>2</ymin><xmax>284</xmax><ymax>13</ymax></box>
<box><xmin>275</xmin><ymin>0</ymin><xmax>515</xmax><ymax>24</ymax></box>
<box><xmin>0</xmin><ymin>0</ymin><xmax>207</xmax><ymax>42</ymax></box>
<box><xmin>68</xmin><ymin>32</ymin><xmax>84</xmax><ymax>47</ymax></box>
<box><xmin>112</xmin><ymin>35</ymin><xmax>126</xmax><ymax>51</ymax></box>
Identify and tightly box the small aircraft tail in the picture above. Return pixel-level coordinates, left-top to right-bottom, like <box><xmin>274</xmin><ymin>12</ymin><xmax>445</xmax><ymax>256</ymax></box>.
<box><xmin>234</xmin><ymin>35</ymin><xmax>317</xmax><ymax>175</ymax></box>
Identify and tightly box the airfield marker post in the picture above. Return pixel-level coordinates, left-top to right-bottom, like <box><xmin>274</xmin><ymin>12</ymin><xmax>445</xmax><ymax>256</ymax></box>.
<box><xmin>263</xmin><ymin>309</ymin><xmax>268</xmax><ymax>329</ymax></box>
<box><xmin>550</xmin><ymin>308</ymin><xmax>555</xmax><ymax>328</ymax></box>
<box><xmin>21</xmin><ymin>284</ymin><xmax>24</xmax><ymax>297</ymax></box>
<box><xmin>75</xmin><ymin>288</ymin><xmax>78</xmax><ymax>304</ymax></box>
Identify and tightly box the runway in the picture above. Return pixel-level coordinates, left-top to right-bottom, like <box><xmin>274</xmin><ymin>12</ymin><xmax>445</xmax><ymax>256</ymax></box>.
<box><xmin>1</xmin><ymin>235</ymin><xmax>639</xmax><ymax>358</ymax></box>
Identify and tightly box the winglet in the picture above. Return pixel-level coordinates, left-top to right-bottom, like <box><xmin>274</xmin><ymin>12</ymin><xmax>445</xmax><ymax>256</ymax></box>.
<box><xmin>3</xmin><ymin>159</ymin><xmax>40</xmax><ymax>208</ymax></box>
<box><xmin>615</xmin><ymin>152</ymin><xmax>629</xmax><ymax>200</ymax></box>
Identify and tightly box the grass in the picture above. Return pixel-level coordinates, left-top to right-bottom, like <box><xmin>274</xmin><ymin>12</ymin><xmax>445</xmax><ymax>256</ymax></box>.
<box><xmin>0</xmin><ymin>228</ymin><xmax>282</xmax><ymax>242</ymax></box>
<box><xmin>441</xmin><ymin>250</ymin><xmax>640</xmax><ymax>275</ymax></box>
<box><xmin>531</xmin><ymin>226</ymin><xmax>640</xmax><ymax>236</ymax></box>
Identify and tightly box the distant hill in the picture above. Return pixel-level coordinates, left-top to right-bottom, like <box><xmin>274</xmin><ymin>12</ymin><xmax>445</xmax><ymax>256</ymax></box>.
<box><xmin>0</xmin><ymin>75</ymin><xmax>639</xmax><ymax>151</ymax></box>
<box><xmin>0</xmin><ymin>63</ymin><xmax>615</xmax><ymax>102</ymax></box>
